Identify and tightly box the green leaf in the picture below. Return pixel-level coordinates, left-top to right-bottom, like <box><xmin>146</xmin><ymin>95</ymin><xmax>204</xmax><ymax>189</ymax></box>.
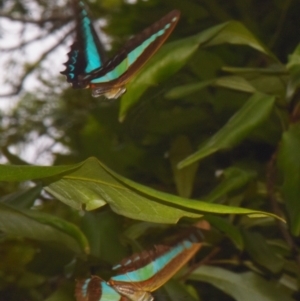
<box><xmin>221</xmin><ymin>66</ymin><xmax>287</xmax><ymax>96</ymax></box>
<box><xmin>222</xmin><ymin>66</ymin><xmax>286</xmax><ymax>75</ymax></box>
<box><xmin>287</xmin><ymin>44</ymin><xmax>300</xmax><ymax>99</ymax></box>
<box><xmin>287</xmin><ymin>43</ymin><xmax>300</xmax><ymax>72</ymax></box>
<box><xmin>204</xmin><ymin>167</ymin><xmax>256</xmax><ymax>203</ymax></box>
<box><xmin>0</xmin><ymin>162</ymin><xmax>82</xmax><ymax>182</ymax></box>
<box><xmin>206</xmin><ymin>215</ymin><xmax>244</xmax><ymax>249</ymax></box>
<box><xmin>120</xmin><ymin>21</ymin><xmax>275</xmax><ymax>120</ymax></box>
<box><xmin>213</xmin><ymin>76</ymin><xmax>257</xmax><ymax>93</ymax></box>
<box><xmin>0</xmin><ymin>203</ymin><xmax>89</xmax><ymax>254</ymax></box>
<box><xmin>119</xmin><ymin>22</ymin><xmax>229</xmax><ymax>121</ymax></box>
<box><xmin>277</xmin><ymin>123</ymin><xmax>300</xmax><ymax>235</ymax></box>
<box><xmin>169</xmin><ymin>136</ymin><xmax>199</xmax><ymax>198</ymax></box>
<box><xmin>204</xmin><ymin>21</ymin><xmax>275</xmax><ymax>59</ymax></box>
<box><xmin>165</xmin><ymin>76</ymin><xmax>256</xmax><ymax>100</ymax></box>
<box><xmin>1</xmin><ymin>185</ymin><xmax>42</xmax><ymax>208</ymax></box>
<box><xmin>190</xmin><ymin>266</ymin><xmax>294</xmax><ymax>301</ymax></box>
<box><xmin>165</xmin><ymin>80</ymin><xmax>215</xmax><ymax>99</ymax></box>
<box><xmin>81</xmin><ymin>211</ymin><xmax>128</xmax><ymax>264</ymax></box>
<box><xmin>44</xmin><ymin>158</ymin><xmax>201</xmax><ymax>223</ymax></box>
<box><xmin>242</xmin><ymin>230</ymin><xmax>284</xmax><ymax>273</ymax></box>
<box><xmin>178</xmin><ymin>93</ymin><xmax>276</xmax><ymax>168</ymax></box>
<box><xmin>44</xmin><ymin>157</ymin><xmax>282</xmax><ymax>223</ymax></box>
<box><xmin>123</xmin><ymin>222</ymin><xmax>167</xmax><ymax>241</ymax></box>
<box><xmin>159</xmin><ymin>278</ymin><xmax>199</xmax><ymax>301</ymax></box>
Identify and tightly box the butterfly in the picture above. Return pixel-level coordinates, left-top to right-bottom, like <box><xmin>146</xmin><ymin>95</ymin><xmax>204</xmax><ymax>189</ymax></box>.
<box><xmin>61</xmin><ymin>1</ymin><xmax>180</xmax><ymax>99</ymax></box>
<box><xmin>75</xmin><ymin>227</ymin><xmax>203</xmax><ymax>301</ymax></box>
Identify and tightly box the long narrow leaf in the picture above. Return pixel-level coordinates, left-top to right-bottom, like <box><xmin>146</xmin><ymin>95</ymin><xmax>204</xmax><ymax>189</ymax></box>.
<box><xmin>190</xmin><ymin>266</ymin><xmax>294</xmax><ymax>301</ymax></box>
<box><xmin>178</xmin><ymin>93</ymin><xmax>276</xmax><ymax>168</ymax></box>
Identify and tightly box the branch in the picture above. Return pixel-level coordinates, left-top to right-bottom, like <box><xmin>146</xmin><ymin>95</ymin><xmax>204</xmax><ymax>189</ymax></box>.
<box><xmin>0</xmin><ymin>22</ymin><xmax>72</xmax><ymax>52</ymax></box>
<box><xmin>0</xmin><ymin>13</ymin><xmax>72</xmax><ymax>25</ymax></box>
<box><xmin>0</xmin><ymin>27</ymin><xmax>73</xmax><ymax>98</ymax></box>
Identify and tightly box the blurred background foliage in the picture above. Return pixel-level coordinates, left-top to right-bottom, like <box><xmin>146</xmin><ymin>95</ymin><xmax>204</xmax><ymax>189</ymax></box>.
<box><xmin>0</xmin><ymin>0</ymin><xmax>300</xmax><ymax>300</ymax></box>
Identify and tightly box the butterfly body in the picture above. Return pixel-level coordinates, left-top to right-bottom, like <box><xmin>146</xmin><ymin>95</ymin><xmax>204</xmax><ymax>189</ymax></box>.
<box><xmin>61</xmin><ymin>2</ymin><xmax>180</xmax><ymax>99</ymax></box>
<box><xmin>75</xmin><ymin>227</ymin><xmax>203</xmax><ymax>301</ymax></box>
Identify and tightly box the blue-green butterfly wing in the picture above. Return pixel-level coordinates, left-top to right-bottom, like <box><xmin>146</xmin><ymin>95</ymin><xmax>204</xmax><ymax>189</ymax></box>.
<box><xmin>75</xmin><ymin>228</ymin><xmax>203</xmax><ymax>301</ymax></box>
<box><xmin>75</xmin><ymin>276</ymin><xmax>128</xmax><ymax>301</ymax></box>
<box><xmin>85</xmin><ymin>10</ymin><xmax>180</xmax><ymax>96</ymax></box>
<box><xmin>61</xmin><ymin>1</ymin><xmax>180</xmax><ymax>99</ymax></box>
<box><xmin>61</xmin><ymin>1</ymin><xmax>106</xmax><ymax>88</ymax></box>
<box><xmin>109</xmin><ymin>227</ymin><xmax>203</xmax><ymax>296</ymax></box>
